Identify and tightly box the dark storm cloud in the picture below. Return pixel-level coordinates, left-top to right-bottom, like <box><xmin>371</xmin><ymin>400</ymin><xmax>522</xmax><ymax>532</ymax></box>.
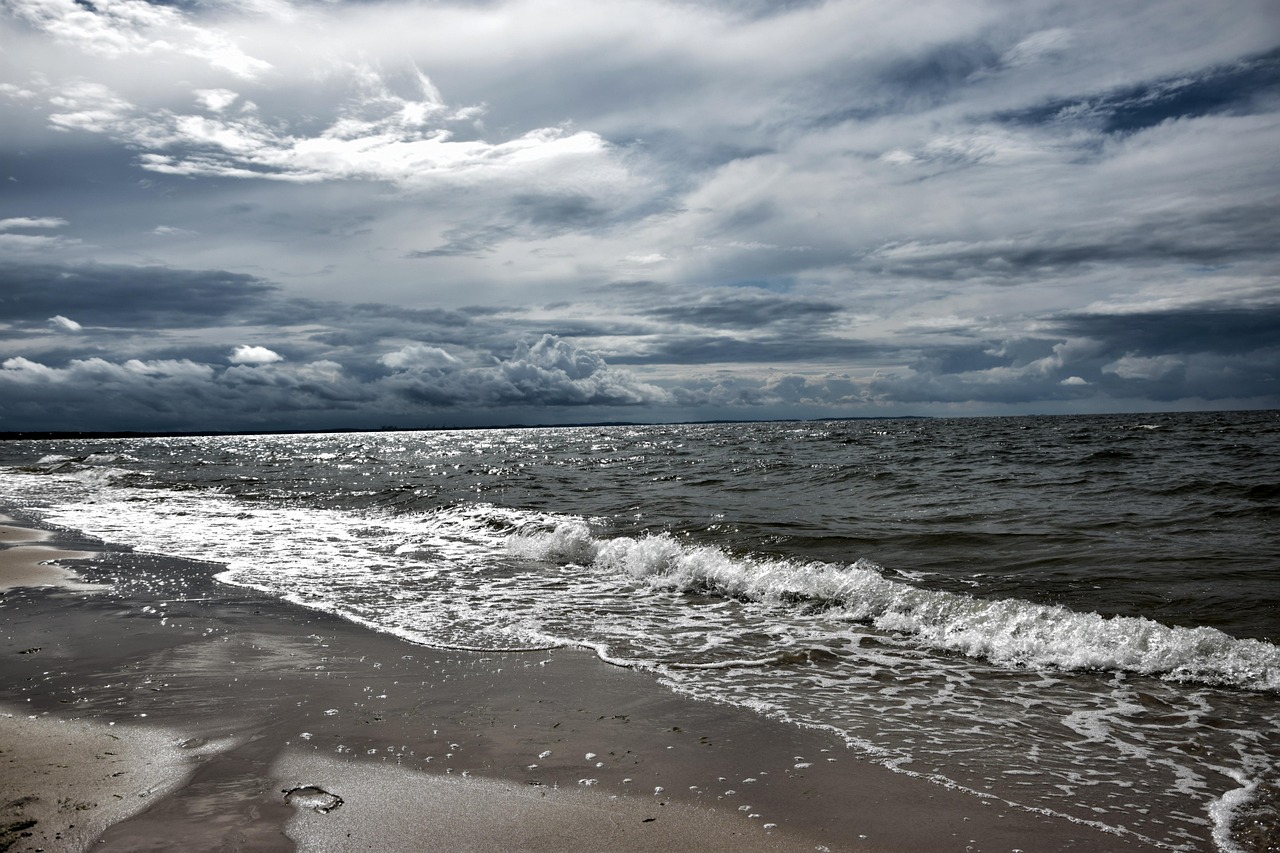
<box><xmin>877</xmin><ymin>40</ymin><xmax>1003</xmax><ymax>105</ymax></box>
<box><xmin>0</xmin><ymin>263</ymin><xmax>277</xmax><ymax>327</ymax></box>
<box><xmin>508</xmin><ymin>193</ymin><xmax>609</xmax><ymax>230</ymax></box>
<box><xmin>994</xmin><ymin>48</ymin><xmax>1280</xmax><ymax>135</ymax></box>
<box><xmin>611</xmin><ymin>335</ymin><xmax>885</xmax><ymax>366</ymax></box>
<box><xmin>407</xmin><ymin>225</ymin><xmax>518</xmax><ymax>258</ymax></box>
<box><xmin>608</xmin><ymin>131</ymin><xmax>774</xmax><ymax>177</ymax></box>
<box><xmin>0</xmin><ymin>333</ymin><xmax>670</xmax><ymax>431</ymax></box>
<box><xmin>702</xmin><ymin>0</ymin><xmax>828</xmax><ymax>18</ymax></box>
<box><xmin>907</xmin><ymin>344</ymin><xmax>1008</xmax><ymax>377</ymax></box>
<box><xmin>857</xmin><ymin>301</ymin><xmax>1280</xmax><ymax>409</ymax></box>
<box><xmin>1052</xmin><ymin>305</ymin><xmax>1280</xmax><ymax>357</ymax></box>
<box><xmin>409</xmin><ymin>192</ymin><xmax>635</xmax><ymax>259</ymax></box>
<box><xmin>643</xmin><ymin>290</ymin><xmax>843</xmax><ymax>330</ymax></box>
<box><xmin>349</xmin><ymin>303</ymin><xmax>480</xmax><ymax>328</ymax></box>
<box><xmin>863</xmin><ymin>202</ymin><xmax>1280</xmax><ymax>281</ymax></box>
<box><xmin>807</xmin><ymin>38</ymin><xmax>1008</xmax><ymax>128</ymax></box>
<box><xmin>712</xmin><ymin>200</ymin><xmax>779</xmax><ymax>233</ymax></box>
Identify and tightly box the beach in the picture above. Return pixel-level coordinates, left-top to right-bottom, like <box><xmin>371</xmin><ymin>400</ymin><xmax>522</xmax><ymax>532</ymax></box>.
<box><xmin>0</xmin><ymin>514</ymin><xmax>1148</xmax><ymax>852</ymax></box>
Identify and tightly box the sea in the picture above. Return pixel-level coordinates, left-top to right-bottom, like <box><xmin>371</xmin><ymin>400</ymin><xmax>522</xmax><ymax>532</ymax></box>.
<box><xmin>1</xmin><ymin>410</ymin><xmax>1277</xmax><ymax>852</ymax></box>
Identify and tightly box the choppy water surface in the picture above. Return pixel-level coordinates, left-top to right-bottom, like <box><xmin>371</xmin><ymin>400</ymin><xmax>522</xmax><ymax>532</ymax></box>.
<box><xmin>1</xmin><ymin>411</ymin><xmax>1277</xmax><ymax>851</ymax></box>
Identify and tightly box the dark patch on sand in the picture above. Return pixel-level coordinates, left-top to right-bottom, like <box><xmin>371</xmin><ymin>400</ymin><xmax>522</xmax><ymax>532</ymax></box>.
<box><xmin>283</xmin><ymin>786</ymin><xmax>343</xmax><ymax>814</ymax></box>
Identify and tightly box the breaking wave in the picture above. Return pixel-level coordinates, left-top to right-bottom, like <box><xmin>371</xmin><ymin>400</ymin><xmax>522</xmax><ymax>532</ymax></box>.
<box><xmin>509</xmin><ymin>520</ymin><xmax>1280</xmax><ymax>692</ymax></box>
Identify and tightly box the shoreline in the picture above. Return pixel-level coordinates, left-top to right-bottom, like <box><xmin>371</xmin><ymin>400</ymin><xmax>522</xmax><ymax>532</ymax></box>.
<box><xmin>0</xmin><ymin>513</ymin><xmax>1150</xmax><ymax>851</ymax></box>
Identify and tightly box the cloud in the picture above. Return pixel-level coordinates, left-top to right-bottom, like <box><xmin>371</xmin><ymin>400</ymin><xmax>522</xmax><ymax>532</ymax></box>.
<box><xmin>0</xmin><ymin>263</ymin><xmax>277</xmax><ymax>327</ymax></box>
<box><xmin>0</xmin><ymin>354</ymin><xmax>362</xmax><ymax>429</ymax></box>
<box><xmin>30</xmin><ymin>69</ymin><xmax>635</xmax><ymax>202</ymax></box>
<box><xmin>641</xmin><ymin>288</ymin><xmax>843</xmax><ymax>331</ymax></box>
<box><xmin>1</xmin><ymin>1</ymin><xmax>1277</xmax><ymax>427</ymax></box>
<box><xmin>5</xmin><ymin>0</ymin><xmax>271</xmax><ymax>78</ymax></box>
<box><xmin>0</xmin><ymin>233</ymin><xmax>77</xmax><ymax>253</ymax></box>
<box><xmin>1052</xmin><ymin>304</ymin><xmax>1280</xmax><ymax>357</ymax></box>
<box><xmin>0</xmin><ymin>217</ymin><xmax>76</xmax><ymax>254</ymax></box>
<box><xmin>381</xmin><ymin>335</ymin><xmax>671</xmax><ymax>409</ymax></box>
<box><xmin>998</xmin><ymin>28</ymin><xmax>1075</xmax><ymax>70</ymax></box>
<box><xmin>194</xmin><ymin>89</ymin><xmax>240</xmax><ymax>113</ymax></box>
<box><xmin>48</xmin><ymin>315</ymin><xmax>81</xmax><ymax>332</ymax></box>
<box><xmin>994</xmin><ymin>47</ymin><xmax>1280</xmax><ymax>135</ymax></box>
<box><xmin>378</xmin><ymin>344</ymin><xmax>460</xmax><ymax>371</ymax></box>
<box><xmin>229</xmin><ymin>345</ymin><xmax>283</xmax><ymax>365</ymax></box>
<box><xmin>408</xmin><ymin>225</ymin><xmax>518</xmax><ymax>259</ymax></box>
<box><xmin>0</xmin><ymin>334</ymin><xmax>671</xmax><ymax>431</ymax></box>
<box><xmin>0</xmin><ymin>216</ymin><xmax>69</xmax><ymax>230</ymax></box>
<box><xmin>46</xmin><ymin>81</ymin><xmax>136</xmax><ymax>134</ymax></box>
<box><xmin>1103</xmin><ymin>355</ymin><xmax>1182</xmax><ymax>381</ymax></box>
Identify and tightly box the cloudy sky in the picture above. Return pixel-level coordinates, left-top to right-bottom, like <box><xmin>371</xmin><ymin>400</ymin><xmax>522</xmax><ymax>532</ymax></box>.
<box><xmin>1</xmin><ymin>0</ymin><xmax>1277</xmax><ymax>431</ymax></box>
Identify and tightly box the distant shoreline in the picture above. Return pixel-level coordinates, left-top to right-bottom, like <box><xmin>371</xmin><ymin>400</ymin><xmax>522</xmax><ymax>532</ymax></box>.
<box><xmin>0</xmin><ymin>415</ymin><xmax>938</xmax><ymax>442</ymax></box>
<box><xmin>8</xmin><ymin>407</ymin><xmax>1280</xmax><ymax>442</ymax></box>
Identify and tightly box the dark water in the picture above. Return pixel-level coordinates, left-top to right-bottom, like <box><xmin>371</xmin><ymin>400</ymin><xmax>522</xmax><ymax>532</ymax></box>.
<box><xmin>2</xmin><ymin>410</ymin><xmax>1277</xmax><ymax>850</ymax></box>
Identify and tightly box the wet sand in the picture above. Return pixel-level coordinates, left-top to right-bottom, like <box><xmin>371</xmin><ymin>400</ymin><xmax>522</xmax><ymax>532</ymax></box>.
<box><xmin>0</xmin><ymin>515</ymin><xmax>1151</xmax><ymax>852</ymax></box>
<box><xmin>0</xmin><ymin>517</ymin><xmax>102</xmax><ymax>593</ymax></box>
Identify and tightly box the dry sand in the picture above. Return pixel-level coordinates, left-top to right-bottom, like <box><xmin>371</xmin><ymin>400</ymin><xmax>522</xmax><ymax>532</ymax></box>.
<box><xmin>0</xmin><ymin>518</ymin><xmax>1152</xmax><ymax>852</ymax></box>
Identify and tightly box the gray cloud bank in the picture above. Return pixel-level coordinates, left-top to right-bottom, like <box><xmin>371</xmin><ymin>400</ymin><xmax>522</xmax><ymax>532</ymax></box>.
<box><xmin>2</xmin><ymin>258</ymin><xmax>1275</xmax><ymax>431</ymax></box>
<box><xmin>1</xmin><ymin>0</ymin><xmax>1277</xmax><ymax>431</ymax></box>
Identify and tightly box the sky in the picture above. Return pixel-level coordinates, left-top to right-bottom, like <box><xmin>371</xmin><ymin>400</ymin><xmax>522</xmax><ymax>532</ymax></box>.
<box><xmin>1</xmin><ymin>0</ymin><xmax>1278</xmax><ymax>432</ymax></box>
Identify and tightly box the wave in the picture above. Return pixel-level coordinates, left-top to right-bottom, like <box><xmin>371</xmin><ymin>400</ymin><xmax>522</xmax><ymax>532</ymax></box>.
<box><xmin>22</xmin><ymin>455</ymin><xmax>137</xmax><ymax>485</ymax></box>
<box><xmin>509</xmin><ymin>521</ymin><xmax>1280</xmax><ymax>692</ymax></box>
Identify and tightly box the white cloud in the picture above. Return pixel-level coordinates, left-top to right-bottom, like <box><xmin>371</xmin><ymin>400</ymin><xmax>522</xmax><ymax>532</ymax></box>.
<box><xmin>229</xmin><ymin>344</ymin><xmax>283</xmax><ymax>365</ymax></box>
<box><xmin>879</xmin><ymin>149</ymin><xmax>917</xmax><ymax>166</ymax></box>
<box><xmin>999</xmin><ymin>28</ymin><xmax>1075</xmax><ymax>69</ymax></box>
<box><xmin>379</xmin><ymin>344</ymin><xmax>460</xmax><ymax>371</ymax></box>
<box><xmin>0</xmin><ymin>356</ymin><xmax>215</xmax><ymax>384</ymax></box>
<box><xmin>0</xmin><ymin>231</ymin><xmax>80</xmax><ymax>254</ymax></box>
<box><xmin>195</xmin><ymin>88</ymin><xmax>239</xmax><ymax>113</ymax></box>
<box><xmin>0</xmin><ymin>356</ymin><xmax>59</xmax><ymax>382</ymax></box>
<box><xmin>137</xmin><ymin>116</ymin><xmax>617</xmax><ymax>188</ymax></box>
<box><xmin>1103</xmin><ymin>354</ymin><xmax>1183</xmax><ymax>381</ymax></box>
<box><xmin>380</xmin><ymin>335</ymin><xmax>671</xmax><ymax>408</ymax></box>
<box><xmin>47</xmin><ymin>81</ymin><xmax>136</xmax><ymax>133</ymax></box>
<box><xmin>32</xmin><ymin>71</ymin><xmax>633</xmax><ymax>198</ymax></box>
<box><xmin>622</xmin><ymin>253</ymin><xmax>669</xmax><ymax>265</ymax></box>
<box><xmin>5</xmin><ymin>0</ymin><xmax>271</xmax><ymax>78</ymax></box>
<box><xmin>124</xmin><ymin>359</ymin><xmax>216</xmax><ymax>380</ymax></box>
<box><xmin>0</xmin><ymin>83</ymin><xmax>38</xmax><ymax>100</ymax></box>
<box><xmin>0</xmin><ymin>216</ymin><xmax>69</xmax><ymax>230</ymax></box>
<box><xmin>48</xmin><ymin>315</ymin><xmax>82</xmax><ymax>332</ymax></box>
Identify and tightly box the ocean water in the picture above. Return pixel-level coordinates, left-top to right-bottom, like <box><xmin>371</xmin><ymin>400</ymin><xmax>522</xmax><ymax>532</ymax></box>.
<box><xmin>1</xmin><ymin>411</ymin><xmax>1277</xmax><ymax>851</ymax></box>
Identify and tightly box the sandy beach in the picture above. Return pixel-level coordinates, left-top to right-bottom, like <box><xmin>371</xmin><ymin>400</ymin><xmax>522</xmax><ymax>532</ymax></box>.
<box><xmin>0</xmin><ymin>513</ymin><xmax>1150</xmax><ymax>852</ymax></box>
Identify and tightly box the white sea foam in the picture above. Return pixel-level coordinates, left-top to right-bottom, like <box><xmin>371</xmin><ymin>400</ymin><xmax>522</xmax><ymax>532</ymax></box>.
<box><xmin>1209</xmin><ymin>759</ymin><xmax>1269</xmax><ymax>853</ymax></box>
<box><xmin>34</xmin><ymin>455</ymin><xmax>75</xmax><ymax>465</ymax></box>
<box><xmin>509</xmin><ymin>523</ymin><xmax>1280</xmax><ymax>692</ymax></box>
<box><xmin>68</xmin><ymin>465</ymin><xmax>133</xmax><ymax>486</ymax></box>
